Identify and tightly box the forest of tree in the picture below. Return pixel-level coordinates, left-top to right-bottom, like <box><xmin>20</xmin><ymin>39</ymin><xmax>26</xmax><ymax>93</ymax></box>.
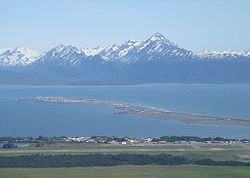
<box><xmin>0</xmin><ymin>154</ymin><xmax>249</xmax><ymax>168</ymax></box>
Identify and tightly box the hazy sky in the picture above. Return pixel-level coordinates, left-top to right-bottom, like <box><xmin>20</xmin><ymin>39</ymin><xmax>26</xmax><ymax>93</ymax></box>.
<box><xmin>1</xmin><ymin>0</ymin><xmax>250</xmax><ymax>52</ymax></box>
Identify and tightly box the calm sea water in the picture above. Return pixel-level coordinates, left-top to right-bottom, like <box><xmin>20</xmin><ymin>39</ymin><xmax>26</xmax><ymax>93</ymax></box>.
<box><xmin>0</xmin><ymin>84</ymin><xmax>250</xmax><ymax>139</ymax></box>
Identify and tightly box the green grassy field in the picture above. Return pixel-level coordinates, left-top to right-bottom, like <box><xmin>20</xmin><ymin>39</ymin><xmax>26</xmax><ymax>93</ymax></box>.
<box><xmin>0</xmin><ymin>143</ymin><xmax>250</xmax><ymax>177</ymax></box>
<box><xmin>1</xmin><ymin>142</ymin><xmax>249</xmax><ymax>162</ymax></box>
<box><xmin>0</xmin><ymin>165</ymin><xmax>250</xmax><ymax>178</ymax></box>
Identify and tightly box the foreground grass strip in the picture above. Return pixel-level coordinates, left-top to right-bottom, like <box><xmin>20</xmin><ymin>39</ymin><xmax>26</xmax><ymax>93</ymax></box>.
<box><xmin>0</xmin><ymin>165</ymin><xmax>250</xmax><ymax>178</ymax></box>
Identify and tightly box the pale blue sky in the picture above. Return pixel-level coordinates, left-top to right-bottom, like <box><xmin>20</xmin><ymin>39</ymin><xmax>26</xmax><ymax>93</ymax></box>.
<box><xmin>1</xmin><ymin>0</ymin><xmax>250</xmax><ymax>52</ymax></box>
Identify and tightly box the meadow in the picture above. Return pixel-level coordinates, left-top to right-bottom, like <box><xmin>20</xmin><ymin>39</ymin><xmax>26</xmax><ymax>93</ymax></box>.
<box><xmin>0</xmin><ymin>165</ymin><xmax>250</xmax><ymax>178</ymax></box>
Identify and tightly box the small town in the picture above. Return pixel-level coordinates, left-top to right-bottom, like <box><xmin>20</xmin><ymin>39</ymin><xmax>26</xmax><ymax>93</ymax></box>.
<box><xmin>63</xmin><ymin>136</ymin><xmax>250</xmax><ymax>145</ymax></box>
<box><xmin>0</xmin><ymin>136</ymin><xmax>249</xmax><ymax>148</ymax></box>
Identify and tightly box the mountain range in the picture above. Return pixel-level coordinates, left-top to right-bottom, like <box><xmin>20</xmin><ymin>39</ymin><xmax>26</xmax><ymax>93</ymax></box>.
<box><xmin>1</xmin><ymin>33</ymin><xmax>250</xmax><ymax>85</ymax></box>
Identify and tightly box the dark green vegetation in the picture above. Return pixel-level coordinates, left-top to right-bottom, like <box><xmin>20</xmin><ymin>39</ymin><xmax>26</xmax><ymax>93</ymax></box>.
<box><xmin>0</xmin><ymin>153</ymin><xmax>250</xmax><ymax>168</ymax></box>
<box><xmin>1</xmin><ymin>143</ymin><xmax>17</xmax><ymax>149</ymax></box>
<box><xmin>0</xmin><ymin>165</ymin><xmax>250</xmax><ymax>178</ymax></box>
<box><xmin>0</xmin><ymin>154</ymin><xmax>186</xmax><ymax>168</ymax></box>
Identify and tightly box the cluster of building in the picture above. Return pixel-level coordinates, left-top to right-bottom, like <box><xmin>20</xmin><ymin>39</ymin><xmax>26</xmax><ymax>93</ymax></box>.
<box><xmin>1</xmin><ymin>136</ymin><xmax>249</xmax><ymax>145</ymax></box>
<box><xmin>64</xmin><ymin>136</ymin><xmax>153</xmax><ymax>145</ymax></box>
<box><xmin>63</xmin><ymin>136</ymin><xmax>249</xmax><ymax>145</ymax></box>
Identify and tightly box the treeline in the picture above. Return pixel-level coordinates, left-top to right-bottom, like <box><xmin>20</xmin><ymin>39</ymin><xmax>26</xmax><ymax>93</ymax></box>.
<box><xmin>0</xmin><ymin>154</ymin><xmax>249</xmax><ymax>168</ymax></box>
<box><xmin>1</xmin><ymin>143</ymin><xmax>17</xmax><ymax>149</ymax></box>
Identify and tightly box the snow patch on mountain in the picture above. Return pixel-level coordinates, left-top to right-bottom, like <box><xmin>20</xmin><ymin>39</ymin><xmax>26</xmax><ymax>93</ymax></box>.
<box><xmin>81</xmin><ymin>47</ymin><xmax>103</xmax><ymax>56</ymax></box>
<box><xmin>0</xmin><ymin>48</ymin><xmax>10</xmax><ymax>55</ymax></box>
<box><xmin>98</xmin><ymin>39</ymin><xmax>144</xmax><ymax>62</ymax></box>
<box><xmin>194</xmin><ymin>49</ymin><xmax>250</xmax><ymax>59</ymax></box>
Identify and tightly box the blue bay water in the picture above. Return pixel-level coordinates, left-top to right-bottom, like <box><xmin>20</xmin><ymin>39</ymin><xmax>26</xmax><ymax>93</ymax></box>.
<box><xmin>0</xmin><ymin>84</ymin><xmax>250</xmax><ymax>138</ymax></box>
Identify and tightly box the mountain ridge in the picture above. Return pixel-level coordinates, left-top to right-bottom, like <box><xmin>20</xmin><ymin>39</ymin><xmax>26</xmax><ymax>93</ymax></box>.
<box><xmin>0</xmin><ymin>33</ymin><xmax>250</xmax><ymax>85</ymax></box>
<box><xmin>1</xmin><ymin>33</ymin><xmax>249</xmax><ymax>66</ymax></box>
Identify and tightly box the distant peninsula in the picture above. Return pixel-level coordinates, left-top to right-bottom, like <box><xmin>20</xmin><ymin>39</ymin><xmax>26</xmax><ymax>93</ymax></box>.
<box><xmin>23</xmin><ymin>96</ymin><xmax>250</xmax><ymax>127</ymax></box>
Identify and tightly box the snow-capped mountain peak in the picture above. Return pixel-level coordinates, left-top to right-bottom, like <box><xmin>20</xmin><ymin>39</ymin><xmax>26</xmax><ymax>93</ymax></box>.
<box><xmin>148</xmin><ymin>32</ymin><xmax>176</xmax><ymax>46</ymax></box>
<box><xmin>134</xmin><ymin>33</ymin><xmax>191</xmax><ymax>60</ymax></box>
<box><xmin>52</xmin><ymin>44</ymin><xmax>68</xmax><ymax>52</ymax></box>
<box><xmin>149</xmin><ymin>32</ymin><xmax>166</xmax><ymax>41</ymax></box>
<box><xmin>0</xmin><ymin>47</ymin><xmax>39</xmax><ymax>66</ymax></box>
<box><xmin>84</xmin><ymin>33</ymin><xmax>191</xmax><ymax>63</ymax></box>
<box><xmin>36</xmin><ymin>44</ymin><xmax>92</xmax><ymax>66</ymax></box>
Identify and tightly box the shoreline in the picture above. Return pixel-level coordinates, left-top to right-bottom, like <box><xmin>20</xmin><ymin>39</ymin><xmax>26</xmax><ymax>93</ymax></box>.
<box><xmin>1</xmin><ymin>83</ymin><xmax>250</xmax><ymax>88</ymax></box>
